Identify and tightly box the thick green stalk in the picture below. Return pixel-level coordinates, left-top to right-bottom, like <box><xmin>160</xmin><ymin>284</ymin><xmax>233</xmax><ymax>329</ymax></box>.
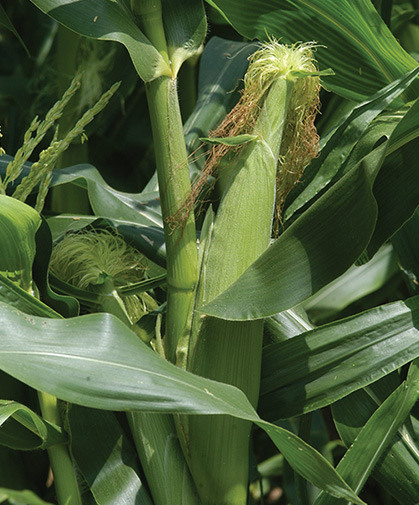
<box><xmin>185</xmin><ymin>78</ymin><xmax>294</xmax><ymax>505</ymax></box>
<box><xmin>135</xmin><ymin>0</ymin><xmax>198</xmax><ymax>366</ymax></box>
<box><xmin>145</xmin><ymin>75</ymin><xmax>198</xmax><ymax>365</ymax></box>
<box><xmin>37</xmin><ymin>392</ymin><xmax>82</xmax><ymax>505</ymax></box>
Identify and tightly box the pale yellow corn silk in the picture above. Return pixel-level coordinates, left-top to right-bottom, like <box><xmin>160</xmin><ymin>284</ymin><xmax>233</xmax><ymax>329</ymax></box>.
<box><xmin>50</xmin><ymin>229</ymin><xmax>146</xmax><ymax>289</ymax></box>
<box><xmin>168</xmin><ymin>39</ymin><xmax>320</xmax><ymax>232</ymax></box>
<box><xmin>49</xmin><ymin>229</ymin><xmax>157</xmax><ymax>322</ymax></box>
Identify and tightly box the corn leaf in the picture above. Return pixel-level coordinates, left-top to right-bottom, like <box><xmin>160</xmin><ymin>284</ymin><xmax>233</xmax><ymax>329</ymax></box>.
<box><xmin>0</xmin><ymin>196</ymin><xmax>41</xmax><ymax>293</ymax></box>
<box><xmin>0</xmin><ymin>4</ymin><xmax>30</xmax><ymax>57</ymax></box>
<box><xmin>69</xmin><ymin>406</ymin><xmax>153</xmax><ymax>505</ymax></box>
<box><xmin>0</xmin><ymin>157</ymin><xmax>163</xmax><ymax>228</ymax></box>
<box><xmin>260</xmin><ymin>297</ymin><xmax>419</xmax><ymax>420</ymax></box>
<box><xmin>0</xmin><ymin>272</ymin><xmax>59</xmax><ymax>318</ymax></box>
<box><xmin>162</xmin><ymin>0</ymin><xmax>207</xmax><ymax>76</ymax></box>
<box><xmin>285</xmin><ymin>67</ymin><xmax>419</xmax><ymax>221</ymax></box>
<box><xmin>199</xmin><ymin>142</ymin><xmax>387</xmax><ymax>320</ymax></box>
<box><xmin>392</xmin><ymin>208</ymin><xmax>419</xmax><ymax>295</ymax></box>
<box><xmin>302</xmin><ymin>244</ymin><xmax>399</xmax><ymax>323</ymax></box>
<box><xmin>206</xmin><ymin>0</ymin><xmax>419</xmax><ymax>101</ymax></box>
<box><xmin>332</xmin><ymin>375</ymin><xmax>419</xmax><ymax>504</ymax></box>
<box><xmin>28</xmin><ymin>0</ymin><xmax>168</xmax><ymax>81</ymax></box>
<box><xmin>313</xmin><ymin>359</ymin><xmax>419</xmax><ymax>505</ymax></box>
<box><xmin>0</xmin><ymin>302</ymin><xmax>364</xmax><ymax>504</ymax></box>
<box><xmin>0</xmin><ymin>400</ymin><xmax>66</xmax><ymax>451</ymax></box>
<box><xmin>0</xmin><ymin>488</ymin><xmax>53</xmax><ymax>505</ymax></box>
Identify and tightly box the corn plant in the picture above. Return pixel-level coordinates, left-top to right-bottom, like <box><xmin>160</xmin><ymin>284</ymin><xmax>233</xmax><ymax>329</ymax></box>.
<box><xmin>1</xmin><ymin>1</ymin><xmax>419</xmax><ymax>505</ymax></box>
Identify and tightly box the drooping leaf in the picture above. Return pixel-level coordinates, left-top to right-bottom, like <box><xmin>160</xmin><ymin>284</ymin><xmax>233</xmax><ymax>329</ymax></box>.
<box><xmin>0</xmin><ymin>400</ymin><xmax>66</xmax><ymax>451</ymax></box>
<box><xmin>199</xmin><ymin>143</ymin><xmax>387</xmax><ymax>320</ymax></box>
<box><xmin>206</xmin><ymin>0</ymin><xmax>419</xmax><ymax>101</ymax></box>
<box><xmin>0</xmin><ymin>273</ymin><xmax>59</xmax><ymax>318</ymax></box>
<box><xmin>29</xmin><ymin>0</ymin><xmax>169</xmax><ymax>81</ymax></box>
<box><xmin>259</xmin><ymin>296</ymin><xmax>419</xmax><ymax>420</ymax></box>
<box><xmin>0</xmin><ymin>303</ymin><xmax>364</xmax><ymax>504</ymax></box>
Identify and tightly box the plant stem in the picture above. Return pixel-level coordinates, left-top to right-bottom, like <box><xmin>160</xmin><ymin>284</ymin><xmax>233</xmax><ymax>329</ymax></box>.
<box><xmin>134</xmin><ymin>0</ymin><xmax>198</xmax><ymax>366</ymax></box>
<box><xmin>37</xmin><ymin>392</ymin><xmax>82</xmax><ymax>505</ymax></box>
<box><xmin>145</xmin><ymin>75</ymin><xmax>198</xmax><ymax>366</ymax></box>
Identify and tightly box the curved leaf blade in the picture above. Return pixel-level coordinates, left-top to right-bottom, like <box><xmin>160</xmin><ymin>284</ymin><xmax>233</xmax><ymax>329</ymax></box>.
<box><xmin>199</xmin><ymin>144</ymin><xmax>387</xmax><ymax>320</ymax></box>
<box><xmin>0</xmin><ymin>400</ymin><xmax>66</xmax><ymax>451</ymax></box>
<box><xmin>29</xmin><ymin>0</ymin><xmax>168</xmax><ymax>81</ymax></box>
<box><xmin>260</xmin><ymin>297</ymin><xmax>419</xmax><ymax>420</ymax></box>
<box><xmin>206</xmin><ymin>0</ymin><xmax>419</xmax><ymax>101</ymax></box>
<box><xmin>313</xmin><ymin>361</ymin><xmax>419</xmax><ymax>505</ymax></box>
<box><xmin>0</xmin><ymin>303</ymin><xmax>364</xmax><ymax>504</ymax></box>
<box><xmin>0</xmin><ymin>196</ymin><xmax>41</xmax><ymax>292</ymax></box>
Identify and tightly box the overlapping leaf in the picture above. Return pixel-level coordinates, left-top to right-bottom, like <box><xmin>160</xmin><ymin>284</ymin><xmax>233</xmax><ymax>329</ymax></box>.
<box><xmin>29</xmin><ymin>0</ymin><xmax>168</xmax><ymax>81</ymax></box>
<box><xmin>200</xmin><ymin>143</ymin><xmax>387</xmax><ymax>320</ymax></box>
<box><xmin>0</xmin><ymin>400</ymin><xmax>66</xmax><ymax>451</ymax></box>
<box><xmin>260</xmin><ymin>296</ymin><xmax>419</xmax><ymax>420</ymax></box>
<box><xmin>0</xmin><ymin>303</ymin><xmax>364</xmax><ymax>504</ymax></box>
<box><xmin>206</xmin><ymin>0</ymin><xmax>419</xmax><ymax>101</ymax></box>
<box><xmin>313</xmin><ymin>359</ymin><xmax>419</xmax><ymax>505</ymax></box>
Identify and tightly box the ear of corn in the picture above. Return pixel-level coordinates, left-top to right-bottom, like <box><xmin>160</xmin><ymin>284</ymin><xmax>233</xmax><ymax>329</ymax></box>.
<box><xmin>182</xmin><ymin>41</ymin><xmax>321</xmax><ymax>505</ymax></box>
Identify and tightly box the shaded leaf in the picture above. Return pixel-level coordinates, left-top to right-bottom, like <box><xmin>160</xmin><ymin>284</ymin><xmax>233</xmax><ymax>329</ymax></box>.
<box><xmin>199</xmin><ymin>143</ymin><xmax>387</xmax><ymax>320</ymax></box>
<box><xmin>0</xmin><ymin>196</ymin><xmax>41</xmax><ymax>292</ymax></box>
<box><xmin>285</xmin><ymin>67</ymin><xmax>419</xmax><ymax>221</ymax></box>
<box><xmin>69</xmin><ymin>406</ymin><xmax>153</xmax><ymax>505</ymax></box>
<box><xmin>333</xmin><ymin>375</ymin><xmax>419</xmax><ymax>505</ymax></box>
<box><xmin>0</xmin><ymin>4</ymin><xmax>30</xmax><ymax>57</ymax></box>
<box><xmin>29</xmin><ymin>0</ymin><xmax>169</xmax><ymax>81</ymax></box>
<box><xmin>260</xmin><ymin>297</ymin><xmax>419</xmax><ymax>420</ymax></box>
<box><xmin>313</xmin><ymin>359</ymin><xmax>419</xmax><ymax>505</ymax></box>
<box><xmin>206</xmin><ymin>0</ymin><xmax>419</xmax><ymax>101</ymax></box>
<box><xmin>0</xmin><ymin>400</ymin><xmax>66</xmax><ymax>451</ymax></box>
<box><xmin>0</xmin><ymin>488</ymin><xmax>53</xmax><ymax>505</ymax></box>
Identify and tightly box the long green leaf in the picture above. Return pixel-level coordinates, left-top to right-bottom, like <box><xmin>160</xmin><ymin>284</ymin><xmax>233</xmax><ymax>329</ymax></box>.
<box><xmin>206</xmin><ymin>0</ymin><xmax>419</xmax><ymax>101</ymax></box>
<box><xmin>313</xmin><ymin>359</ymin><xmax>419</xmax><ymax>505</ymax></box>
<box><xmin>0</xmin><ymin>488</ymin><xmax>53</xmax><ymax>505</ymax></box>
<box><xmin>0</xmin><ymin>302</ymin><xmax>364</xmax><ymax>504</ymax></box>
<box><xmin>0</xmin><ymin>4</ymin><xmax>30</xmax><ymax>57</ymax></box>
<box><xmin>199</xmin><ymin>143</ymin><xmax>387</xmax><ymax>320</ymax></box>
<box><xmin>260</xmin><ymin>297</ymin><xmax>419</xmax><ymax>420</ymax></box>
<box><xmin>285</xmin><ymin>67</ymin><xmax>419</xmax><ymax>221</ymax></box>
<box><xmin>0</xmin><ymin>400</ymin><xmax>66</xmax><ymax>451</ymax></box>
<box><xmin>332</xmin><ymin>375</ymin><xmax>419</xmax><ymax>504</ymax></box>
<box><xmin>29</xmin><ymin>0</ymin><xmax>169</xmax><ymax>81</ymax></box>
